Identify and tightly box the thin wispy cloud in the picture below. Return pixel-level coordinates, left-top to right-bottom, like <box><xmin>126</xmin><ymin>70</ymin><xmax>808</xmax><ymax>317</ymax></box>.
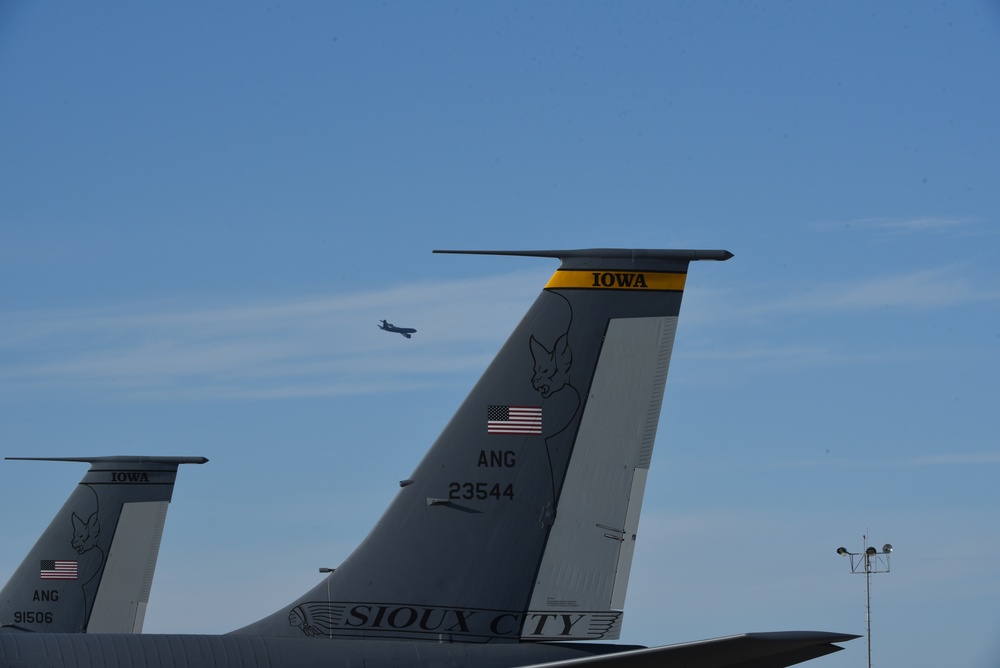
<box><xmin>811</xmin><ymin>215</ymin><xmax>984</xmax><ymax>235</ymax></box>
<box><xmin>683</xmin><ymin>267</ymin><xmax>995</xmax><ymax>327</ymax></box>
<box><xmin>757</xmin><ymin>268</ymin><xmax>989</xmax><ymax>314</ymax></box>
<box><xmin>666</xmin><ymin>264</ymin><xmax>999</xmax><ymax>384</ymax></box>
<box><xmin>0</xmin><ymin>269</ymin><xmax>545</xmax><ymax>401</ymax></box>
<box><xmin>676</xmin><ymin>342</ymin><xmax>846</xmax><ymax>375</ymax></box>
<box><xmin>910</xmin><ymin>453</ymin><xmax>1000</xmax><ymax>465</ymax></box>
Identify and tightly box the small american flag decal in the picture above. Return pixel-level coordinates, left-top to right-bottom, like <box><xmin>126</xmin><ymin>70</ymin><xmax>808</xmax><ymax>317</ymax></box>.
<box><xmin>40</xmin><ymin>560</ymin><xmax>77</xmax><ymax>580</ymax></box>
<box><xmin>487</xmin><ymin>405</ymin><xmax>542</xmax><ymax>434</ymax></box>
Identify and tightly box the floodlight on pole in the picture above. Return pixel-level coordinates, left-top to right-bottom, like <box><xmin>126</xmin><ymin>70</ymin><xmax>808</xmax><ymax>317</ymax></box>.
<box><xmin>836</xmin><ymin>536</ymin><xmax>892</xmax><ymax>668</ymax></box>
<box><xmin>318</xmin><ymin>567</ymin><xmax>336</xmax><ymax>638</ymax></box>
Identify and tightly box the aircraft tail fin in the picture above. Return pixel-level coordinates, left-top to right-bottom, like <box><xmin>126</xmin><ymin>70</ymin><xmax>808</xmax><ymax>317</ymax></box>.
<box><xmin>237</xmin><ymin>248</ymin><xmax>730</xmax><ymax>643</ymax></box>
<box><xmin>0</xmin><ymin>456</ymin><xmax>207</xmax><ymax>634</ymax></box>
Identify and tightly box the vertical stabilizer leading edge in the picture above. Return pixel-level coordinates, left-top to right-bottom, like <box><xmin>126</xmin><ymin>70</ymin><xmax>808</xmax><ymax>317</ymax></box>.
<box><xmin>238</xmin><ymin>248</ymin><xmax>731</xmax><ymax>643</ymax></box>
<box><xmin>0</xmin><ymin>456</ymin><xmax>208</xmax><ymax>634</ymax></box>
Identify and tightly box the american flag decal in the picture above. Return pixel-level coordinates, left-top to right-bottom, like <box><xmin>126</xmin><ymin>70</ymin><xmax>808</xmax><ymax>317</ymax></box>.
<box><xmin>487</xmin><ymin>405</ymin><xmax>542</xmax><ymax>434</ymax></box>
<box><xmin>40</xmin><ymin>560</ymin><xmax>78</xmax><ymax>580</ymax></box>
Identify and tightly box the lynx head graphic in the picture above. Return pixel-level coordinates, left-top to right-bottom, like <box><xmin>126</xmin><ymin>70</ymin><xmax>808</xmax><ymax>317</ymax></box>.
<box><xmin>530</xmin><ymin>333</ymin><xmax>572</xmax><ymax>398</ymax></box>
<box><xmin>71</xmin><ymin>512</ymin><xmax>100</xmax><ymax>554</ymax></box>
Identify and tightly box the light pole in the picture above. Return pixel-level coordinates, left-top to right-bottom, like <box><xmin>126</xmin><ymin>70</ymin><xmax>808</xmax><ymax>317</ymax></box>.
<box><xmin>836</xmin><ymin>537</ymin><xmax>892</xmax><ymax>668</ymax></box>
<box><xmin>318</xmin><ymin>567</ymin><xmax>335</xmax><ymax>638</ymax></box>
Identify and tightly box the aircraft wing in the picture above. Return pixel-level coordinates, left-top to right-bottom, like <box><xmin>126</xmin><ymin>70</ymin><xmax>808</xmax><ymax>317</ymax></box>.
<box><xmin>520</xmin><ymin>632</ymin><xmax>859</xmax><ymax>668</ymax></box>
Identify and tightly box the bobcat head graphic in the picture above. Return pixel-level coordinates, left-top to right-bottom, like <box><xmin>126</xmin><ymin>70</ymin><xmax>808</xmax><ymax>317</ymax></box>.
<box><xmin>530</xmin><ymin>333</ymin><xmax>572</xmax><ymax>398</ymax></box>
<box><xmin>71</xmin><ymin>512</ymin><xmax>100</xmax><ymax>554</ymax></box>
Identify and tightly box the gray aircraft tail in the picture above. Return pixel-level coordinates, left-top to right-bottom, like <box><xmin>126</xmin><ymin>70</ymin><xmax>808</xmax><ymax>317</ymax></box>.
<box><xmin>237</xmin><ymin>248</ymin><xmax>731</xmax><ymax>643</ymax></box>
<box><xmin>0</xmin><ymin>456</ymin><xmax>207</xmax><ymax>634</ymax></box>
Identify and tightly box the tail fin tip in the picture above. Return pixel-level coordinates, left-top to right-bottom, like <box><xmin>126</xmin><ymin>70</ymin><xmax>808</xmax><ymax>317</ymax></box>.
<box><xmin>5</xmin><ymin>456</ymin><xmax>209</xmax><ymax>465</ymax></box>
<box><xmin>433</xmin><ymin>248</ymin><xmax>733</xmax><ymax>262</ymax></box>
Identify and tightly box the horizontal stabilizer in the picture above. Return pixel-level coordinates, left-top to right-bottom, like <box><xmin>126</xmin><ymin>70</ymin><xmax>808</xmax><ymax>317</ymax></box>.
<box><xmin>520</xmin><ymin>632</ymin><xmax>860</xmax><ymax>668</ymax></box>
<box><xmin>433</xmin><ymin>248</ymin><xmax>734</xmax><ymax>262</ymax></box>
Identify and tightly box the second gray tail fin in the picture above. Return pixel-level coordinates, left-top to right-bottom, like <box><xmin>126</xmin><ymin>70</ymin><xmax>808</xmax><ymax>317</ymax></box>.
<box><xmin>237</xmin><ymin>248</ymin><xmax>730</xmax><ymax>643</ymax></box>
<box><xmin>0</xmin><ymin>456</ymin><xmax>207</xmax><ymax>634</ymax></box>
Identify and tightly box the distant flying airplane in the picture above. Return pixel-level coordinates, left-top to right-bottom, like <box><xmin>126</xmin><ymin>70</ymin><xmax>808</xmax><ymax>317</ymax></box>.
<box><xmin>0</xmin><ymin>249</ymin><xmax>856</xmax><ymax>667</ymax></box>
<box><xmin>378</xmin><ymin>319</ymin><xmax>416</xmax><ymax>338</ymax></box>
<box><xmin>0</xmin><ymin>456</ymin><xmax>206</xmax><ymax>635</ymax></box>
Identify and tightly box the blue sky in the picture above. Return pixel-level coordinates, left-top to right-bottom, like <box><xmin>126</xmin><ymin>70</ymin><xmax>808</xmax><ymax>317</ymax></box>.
<box><xmin>1</xmin><ymin>2</ymin><xmax>999</xmax><ymax>666</ymax></box>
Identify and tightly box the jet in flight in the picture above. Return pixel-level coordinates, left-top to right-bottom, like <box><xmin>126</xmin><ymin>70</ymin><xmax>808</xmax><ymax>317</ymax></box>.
<box><xmin>378</xmin><ymin>319</ymin><xmax>416</xmax><ymax>338</ymax></box>
<box><xmin>0</xmin><ymin>456</ymin><xmax>207</xmax><ymax>635</ymax></box>
<box><xmin>0</xmin><ymin>249</ymin><xmax>855</xmax><ymax>667</ymax></box>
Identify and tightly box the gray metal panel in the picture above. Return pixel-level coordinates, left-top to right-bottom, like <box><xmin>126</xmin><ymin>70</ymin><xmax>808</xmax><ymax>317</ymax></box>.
<box><xmin>525</xmin><ymin>317</ymin><xmax>676</xmax><ymax>637</ymax></box>
<box><xmin>86</xmin><ymin>501</ymin><xmax>169</xmax><ymax>634</ymax></box>
<box><xmin>610</xmin><ymin>468</ymin><xmax>647</xmax><ymax>610</ymax></box>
